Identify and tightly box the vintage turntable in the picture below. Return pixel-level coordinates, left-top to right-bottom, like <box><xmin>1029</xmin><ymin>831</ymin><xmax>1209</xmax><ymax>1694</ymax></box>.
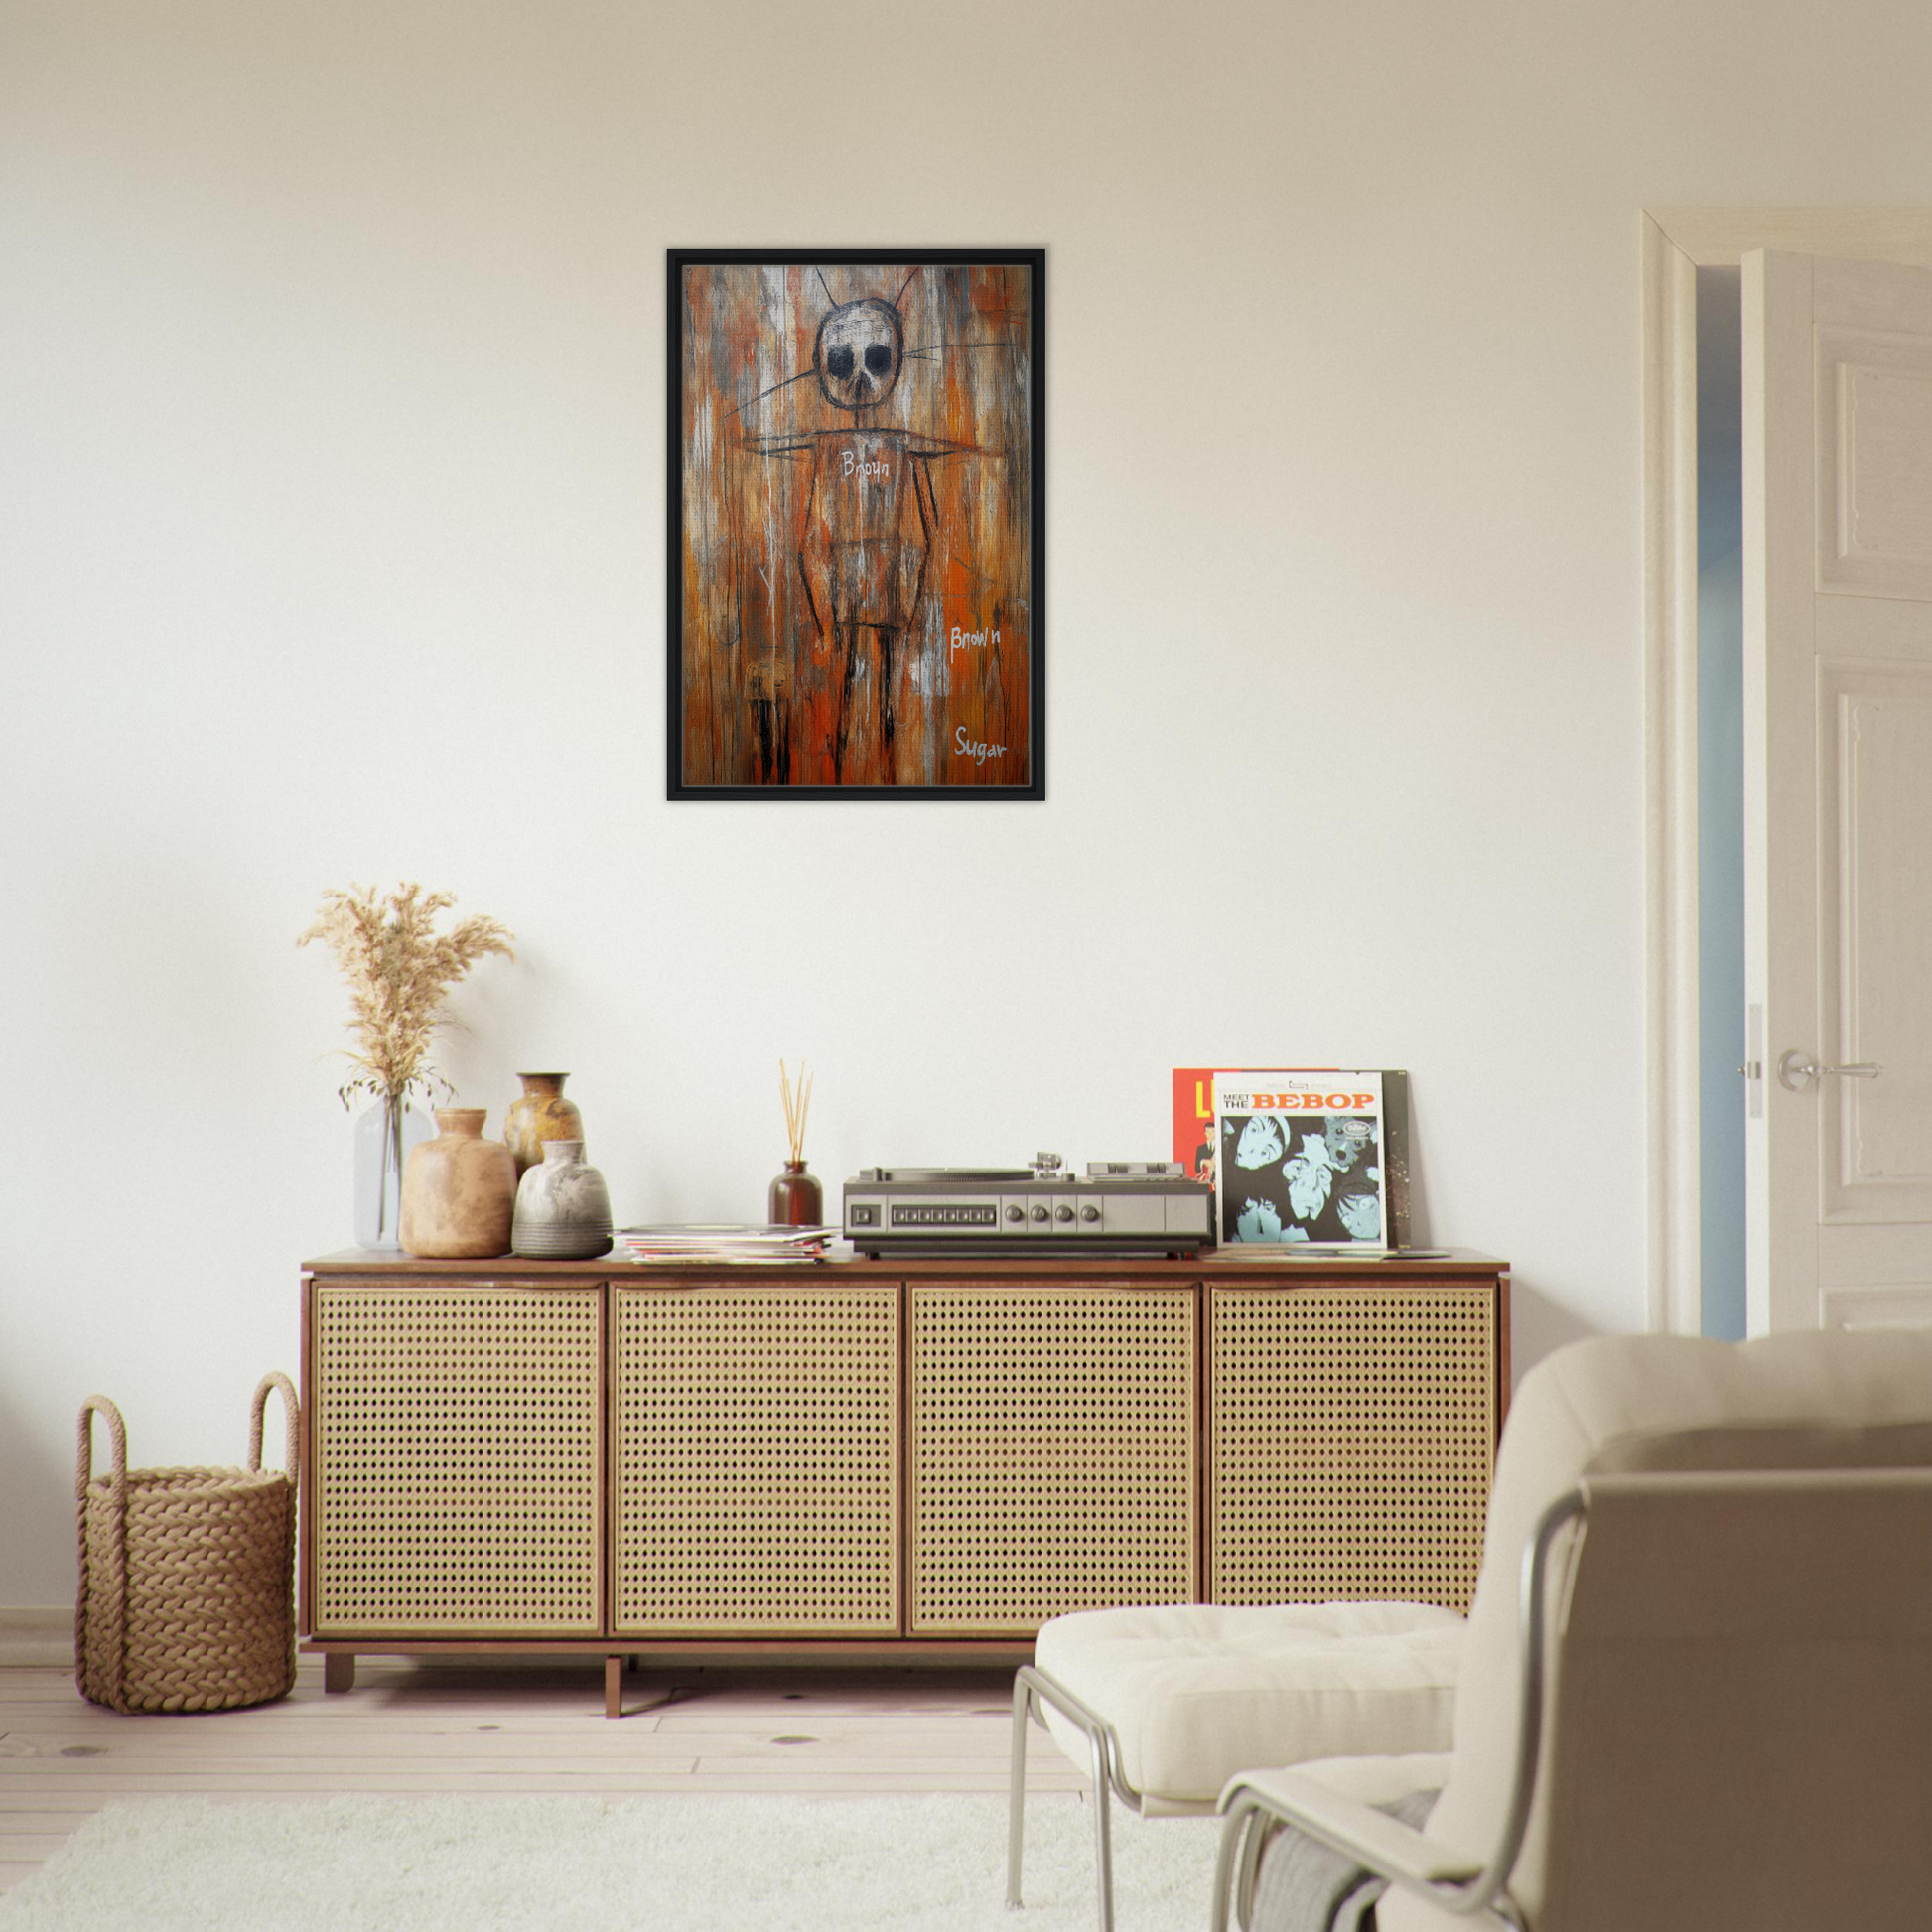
<box><xmin>843</xmin><ymin>1154</ymin><xmax>1212</xmax><ymax>1257</ymax></box>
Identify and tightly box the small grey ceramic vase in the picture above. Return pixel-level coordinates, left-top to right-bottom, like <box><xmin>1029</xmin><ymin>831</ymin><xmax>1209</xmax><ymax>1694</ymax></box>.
<box><xmin>511</xmin><ymin>1140</ymin><xmax>613</xmax><ymax>1260</ymax></box>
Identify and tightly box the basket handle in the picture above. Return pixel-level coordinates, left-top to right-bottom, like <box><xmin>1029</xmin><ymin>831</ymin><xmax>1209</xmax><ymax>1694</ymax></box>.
<box><xmin>248</xmin><ymin>1371</ymin><xmax>301</xmax><ymax>1481</ymax></box>
<box><xmin>74</xmin><ymin>1395</ymin><xmax>131</xmax><ymax>1708</ymax></box>
<box><xmin>76</xmin><ymin>1395</ymin><xmax>127</xmax><ymax>1504</ymax></box>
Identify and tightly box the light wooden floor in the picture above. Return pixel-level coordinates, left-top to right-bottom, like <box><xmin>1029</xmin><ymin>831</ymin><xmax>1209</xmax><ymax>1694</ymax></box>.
<box><xmin>0</xmin><ymin>1656</ymin><xmax>1085</xmax><ymax>1892</ymax></box>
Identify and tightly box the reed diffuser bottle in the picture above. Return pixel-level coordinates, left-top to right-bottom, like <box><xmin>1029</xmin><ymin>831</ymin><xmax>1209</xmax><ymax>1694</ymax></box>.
<box><xmin>768</xmin><ymin>1058</ymin><xmax>823</xmax><ymax>1226</ymax></box>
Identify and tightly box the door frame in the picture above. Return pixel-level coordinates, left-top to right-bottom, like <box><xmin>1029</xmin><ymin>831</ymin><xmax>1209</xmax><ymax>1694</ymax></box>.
<box><xmin>1641</xmin><ymin>209</ymin><xmax>1932</xmax><ymax>1334</ymax></box>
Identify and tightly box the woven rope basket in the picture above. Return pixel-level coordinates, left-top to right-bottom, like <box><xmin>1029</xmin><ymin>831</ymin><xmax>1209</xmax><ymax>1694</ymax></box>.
<box><xmin>75</xmin><ymin>1373</ymin><xmax>300</xmax><ymax>1714</ymax></box>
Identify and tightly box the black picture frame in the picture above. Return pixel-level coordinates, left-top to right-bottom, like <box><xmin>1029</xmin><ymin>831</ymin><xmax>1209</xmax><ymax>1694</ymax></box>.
<box><xmin>667</xmin><ymin>248</ymin><xmax>1045</xmax><ymax>799</ymax></box>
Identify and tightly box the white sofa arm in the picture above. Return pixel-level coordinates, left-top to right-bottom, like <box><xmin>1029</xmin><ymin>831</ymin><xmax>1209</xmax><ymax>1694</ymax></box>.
<box><xmin>1212</xmin><ymin>1488</ymin><xmax>1596</xmax><ymax>1932</ymax></box>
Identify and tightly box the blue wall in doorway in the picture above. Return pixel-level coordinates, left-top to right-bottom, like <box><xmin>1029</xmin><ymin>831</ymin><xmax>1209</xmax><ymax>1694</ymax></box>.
<box><xmin>1697</xmin><ymin>267</ymin><xmax>1747</xmax><ymax>1341</ymax></box>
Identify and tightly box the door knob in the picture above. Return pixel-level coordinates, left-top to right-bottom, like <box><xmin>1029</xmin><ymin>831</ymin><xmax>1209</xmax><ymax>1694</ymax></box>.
<box><xmin>1776</xmin><ymin>1050</ymin><xmax>1882</xmax><ymax>1092</ymax></box>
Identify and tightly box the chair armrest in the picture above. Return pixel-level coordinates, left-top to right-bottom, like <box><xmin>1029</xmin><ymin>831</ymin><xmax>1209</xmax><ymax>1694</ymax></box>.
<box><xmin>1259</xmin><ymin>1751</ymin><xmax>1451</xmax><ymax>1811</ymax></box>
<box><xmin>1221</xmin><ymin>1766</ymin><xmax>1479</xmax><ymax>1889</ymax></box>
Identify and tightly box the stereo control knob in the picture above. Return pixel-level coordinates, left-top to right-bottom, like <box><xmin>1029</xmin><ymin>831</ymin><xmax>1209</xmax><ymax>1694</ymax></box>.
<box><xmin>1031</xmin><ymin>1205</ymin><xmax>1049</xmax><ymax>1223</ymax></box>
<box><xmin>1055</xmin><ymin>1204</ymin><xmax>1075</xmax><ymax>1223</ymax></box>
<box><xmin>1005</xmin><ymin>1204</ymin><xmax>1024</xmax><ymax>1222</ymax></box>
<box><xmin>1080</xmin><ymin>1205</ymin><xmax>1101</xmax><ymax>1223</ymax></box>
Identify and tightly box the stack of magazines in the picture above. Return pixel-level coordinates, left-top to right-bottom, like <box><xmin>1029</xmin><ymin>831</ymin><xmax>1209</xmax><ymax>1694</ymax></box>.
<box><xmin>613</xmin><ymin>1224</ymin><xmax>838</xmax><ymax>1265</ymax></box>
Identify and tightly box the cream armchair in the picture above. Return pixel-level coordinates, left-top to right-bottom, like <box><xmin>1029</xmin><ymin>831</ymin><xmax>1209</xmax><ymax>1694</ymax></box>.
<box><xmin>1212</xmin><ymin>1328</ymin><xmax>1932</xmax><ymax>1932</ymax></box>
<box><xmin>1008</xmin><ymin>1600</ymin><xmax>1465</xmax><ymax>1929</ymax></box>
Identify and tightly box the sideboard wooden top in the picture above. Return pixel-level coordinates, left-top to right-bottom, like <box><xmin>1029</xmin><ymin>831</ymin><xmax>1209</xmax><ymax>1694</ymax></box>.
<box><xmin>305</xmin><ymin>1247</ymin><xmax>1507</xmax><ymax>1281</ymax></box>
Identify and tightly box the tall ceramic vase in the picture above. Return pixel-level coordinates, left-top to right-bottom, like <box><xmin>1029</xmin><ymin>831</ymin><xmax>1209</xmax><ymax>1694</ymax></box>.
<box><xmin>503</xmin><ymin>1073</ymin><xmax>586</xmax><ymax>1178</ymax></box>
<box><xmin>400</xmin><ymin>1109</ymin><xmax>515</xmax><ymax>1259</ymax></box>
<box><xmin>352</xmin><ymin>1094</ymin><xmax>433</xmax><ymax>1250</ymax></box>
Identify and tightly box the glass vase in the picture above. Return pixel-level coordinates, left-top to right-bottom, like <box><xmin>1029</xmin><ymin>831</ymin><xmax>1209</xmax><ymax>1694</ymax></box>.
<box><xmin>352</xmin><ymin>1094</ymin><xmax>432</xmax><ymax>1250</ymax></box>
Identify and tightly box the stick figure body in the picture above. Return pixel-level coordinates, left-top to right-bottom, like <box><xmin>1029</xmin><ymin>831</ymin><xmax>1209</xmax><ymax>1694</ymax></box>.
<box><xmin>799</xmin><ymin>423</ymin><xmax>938</xmax><ymax>639</ymax></box>
<box><xmin>738</xmin><ymin>286</ymin><xmax>974</xmax><ymax>780</ymax></box>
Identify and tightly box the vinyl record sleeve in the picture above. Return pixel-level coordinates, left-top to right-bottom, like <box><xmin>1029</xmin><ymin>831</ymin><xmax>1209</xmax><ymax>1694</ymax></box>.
<box><xmin>1172</xmin><ymin>1067</ymin><xmax>1411</xmax><ymax>1248</ymax></box>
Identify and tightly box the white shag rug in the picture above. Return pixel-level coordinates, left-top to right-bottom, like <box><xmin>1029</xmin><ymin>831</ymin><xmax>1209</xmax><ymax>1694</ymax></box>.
<box><xmin>0</xmin><ymin>1793</ymin><xmax>1223</xmax><ymax>1931</ymax></box>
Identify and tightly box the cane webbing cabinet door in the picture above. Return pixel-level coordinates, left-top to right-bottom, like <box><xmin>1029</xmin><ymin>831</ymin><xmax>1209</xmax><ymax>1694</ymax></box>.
<box><xmin>612</xmin><ymin>1281</ymin><xmax>900</xmax><ymax>1635</ymax></box>
<box><xmin>907</xmin><ymin>1282</ymin><xmax>1197</xmax><ymax>1635</ymax></box>
<box><xmin>1208</xmin><ymin>1282</ymin><xmax>1496</xmax><ymax>1612</ymax></box>
<box><xmin>311</xmin><ymin>1281</ymin><xmax>603</xmax><ymax>1636</ymax></box>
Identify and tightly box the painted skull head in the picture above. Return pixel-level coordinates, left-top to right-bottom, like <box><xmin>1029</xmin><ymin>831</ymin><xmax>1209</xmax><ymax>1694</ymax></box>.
<box><xmin>815</xmin><ymin>298</ymin><xmax>904</xmax><ymax>411</ymax></box>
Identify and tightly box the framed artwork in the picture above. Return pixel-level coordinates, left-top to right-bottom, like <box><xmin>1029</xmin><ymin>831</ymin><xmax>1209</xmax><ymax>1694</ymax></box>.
<box><xmin>667</xmin><ymin>249</ymin><xmax>1044</xmax><ymax>798</ymax></box>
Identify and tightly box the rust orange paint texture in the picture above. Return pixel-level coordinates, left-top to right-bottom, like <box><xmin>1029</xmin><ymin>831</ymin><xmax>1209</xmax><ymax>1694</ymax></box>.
<box><xmin>679</xmin><ymin>262</ymin><xmax>1033</xmax><ymax>788</ymax></box>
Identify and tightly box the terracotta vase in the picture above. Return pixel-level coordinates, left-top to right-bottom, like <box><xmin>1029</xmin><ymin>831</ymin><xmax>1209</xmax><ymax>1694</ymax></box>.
<box><xmin>400</xmin><ymin>1109</ymin><xmax>515</xmax><ymax>1258</ymax></box>
<box><xmin>503</xmin><ymin>1072</ymin><xmax>586</xmax><ymax>1178</ymax></box>
<box><xmin>512</xmin><ymin>1141</ymin><xmax>614</xmax><ymax>1260</ymax></box>
<box><xmin>768</xmin><ymin>1160</ymin><xmax>824</xmax><ymax>1227</ymax></box>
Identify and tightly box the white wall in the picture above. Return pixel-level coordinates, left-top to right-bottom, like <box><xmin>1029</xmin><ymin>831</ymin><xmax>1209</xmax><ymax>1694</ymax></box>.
<box><xmin>4</xmin><ymin>0</ymin><xmax>1929</xmax><ymax>1604</ymax></box>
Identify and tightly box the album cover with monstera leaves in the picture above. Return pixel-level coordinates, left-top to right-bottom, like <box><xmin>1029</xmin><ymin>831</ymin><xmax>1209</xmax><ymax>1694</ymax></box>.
<box><xmin>1172</xmin><ymin>1068</ymin><xmax>1411</xmax><ymax>1250</ymax></box>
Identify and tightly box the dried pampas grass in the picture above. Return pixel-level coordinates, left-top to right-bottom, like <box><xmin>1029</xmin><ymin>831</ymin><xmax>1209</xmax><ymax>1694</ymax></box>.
<box><xmin>299</xmin><ymin>883</ymin><xmax>515</xmax><ymax>1107</ymax></box>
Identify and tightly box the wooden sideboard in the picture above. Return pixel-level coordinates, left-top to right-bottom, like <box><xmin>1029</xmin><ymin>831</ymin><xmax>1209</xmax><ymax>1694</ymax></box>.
<box><xmin>299</xmin><ymin>1250</ymin><xmax>1509</xmax><ymax>1714</ymax></box>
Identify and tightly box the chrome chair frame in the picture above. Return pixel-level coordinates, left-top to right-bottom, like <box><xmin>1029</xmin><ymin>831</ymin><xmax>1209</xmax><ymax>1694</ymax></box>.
<box><xmin>1208</xmin><ymin>1489</ymin><xmax>1587</xmax><ymax>1932</ymax></box>
<box><xmin>1007</xmin><ymin>1662</ymin><xmax>1172</xmax><ymax>1932</ymax></box>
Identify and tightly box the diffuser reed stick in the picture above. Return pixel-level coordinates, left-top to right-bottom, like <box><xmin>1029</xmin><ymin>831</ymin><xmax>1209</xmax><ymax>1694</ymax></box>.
<box><xmin>778</xmin><ymin>1058</ymin><xmax>813</xmax><ymax>1164</ymax></box>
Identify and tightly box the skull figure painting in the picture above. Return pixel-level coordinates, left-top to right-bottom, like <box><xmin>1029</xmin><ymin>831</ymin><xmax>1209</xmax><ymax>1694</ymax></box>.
<box><xmin>670</xmin><ymin>253</ymin><xmax>1042</xmax><ymax>794</ymax></box>
<box><xmin>790</xmin><ymin>294</ymin><xmax>934</xmax><ymax>662</ymax></box>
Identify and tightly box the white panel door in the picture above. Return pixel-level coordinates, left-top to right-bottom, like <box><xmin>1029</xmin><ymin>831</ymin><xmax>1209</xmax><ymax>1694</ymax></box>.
<box><xmin>1745</xmin><ymin>250</ymin><xmax>1932</xmax><ymax>1331</ymax></box>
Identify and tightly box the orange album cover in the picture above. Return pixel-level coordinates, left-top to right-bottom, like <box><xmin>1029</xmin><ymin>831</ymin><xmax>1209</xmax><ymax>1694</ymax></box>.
<box><xmin>1172</xmin><ymin>1068</ymin><xmax>1337</xmax><ymax>1183</ymax></box>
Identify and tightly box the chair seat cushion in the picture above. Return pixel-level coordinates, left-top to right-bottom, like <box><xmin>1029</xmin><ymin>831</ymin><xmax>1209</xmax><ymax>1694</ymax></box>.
<box><xmin>1034</xmin><ymin>1602</ymin><xmax>1465</xmax><ymax>1811</ymax></box>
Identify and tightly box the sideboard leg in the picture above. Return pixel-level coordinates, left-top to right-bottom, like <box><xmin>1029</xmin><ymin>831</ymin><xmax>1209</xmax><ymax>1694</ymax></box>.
<box><xmin>323</xmin><ymin>1652</ymin><xmax>355</xmax><ymax>1695</ymax></box>
<box><xmin>605</xmin><ymin>1654</ymin><xmax>622</xmax><ymax>1719</ymax></box>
